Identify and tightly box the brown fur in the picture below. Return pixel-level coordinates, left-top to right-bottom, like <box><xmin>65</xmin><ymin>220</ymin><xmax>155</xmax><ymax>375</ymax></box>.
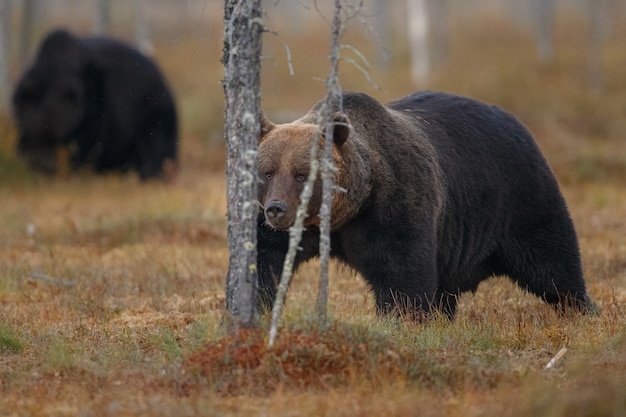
<box><xmin>258</xmin><ymin>113</ymin><xmax>372</xmax><ymax>231</ymax></box>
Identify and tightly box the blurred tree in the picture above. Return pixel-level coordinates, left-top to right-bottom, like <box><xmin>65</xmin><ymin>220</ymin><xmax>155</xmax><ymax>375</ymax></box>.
<box><xmin>94</xmin><ymin>0</ymin><xmax>110</xmax><ymax>35</ymax></box>
<box><xmin>94</xmin><ymin>0</ymin><xmax>153</xmax><ymax>55</ymax></box>
<box><xmin>223</xmin><ymin>0</ymin><xmax>263</xmax><ymax>331</ymax></box>
<box><xmin>586</xmin><ymin>0</ymin><xmax>621</xmax><ymax>91</ymax></box>
<box><xmin>407</xmin><ymin>0</ymin><xmax>429</xmax><ymax>85</ymax></box>
<box><xmin>134</xmin><ymin>0</ymin><xmax>153</xmax><ymax>55</ymax></box>
<box><xmin>428</xmin><ymin>0</ymin><xmax>449</xmax><ymax>72</ymax></box>
<box><xmin>532</xmin><ymin>0</ymin><xmax>555</xmax><ymax>64</ymax></box>
<box><xmin>407</xmin><ymin>0</ymin><xmax>449</xmax><ymax>85</ymax></box>
<box><xmin>0</xmin><ymin>0</ymin><xmax>9</xmax><ymax>110</ymax></box>
<box><xmin>587</xmin><ymin>0</ymin><xmax>603</xmax><ymax>90</ymax></box>
<box><xmin>371</xmin><ymin>0</ymin><xmax>392</xmax><ymax>67</ymax></box>
<box><xmin>19</xmin><ymin>0</ymin><xmax>36</xmax><ymax>67</ymax></box>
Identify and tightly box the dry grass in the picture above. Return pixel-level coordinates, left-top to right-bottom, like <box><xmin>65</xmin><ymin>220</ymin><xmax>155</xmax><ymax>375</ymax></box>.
<box><xmin>1</xmin><ymin>9</ymin><xmax>625</xmax><ymax>417</ymax></box>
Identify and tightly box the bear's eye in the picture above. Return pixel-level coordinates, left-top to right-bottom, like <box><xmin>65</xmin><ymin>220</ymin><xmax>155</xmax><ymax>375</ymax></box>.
<box><xmin>295</xmin><ymin>173</ymin><xmax>306</xmax><ymax>183</ymax></box>
<box><xmin>264</xmin><ymin>171</ymin><xmax>273</xmax><ymax>180</ymax></box>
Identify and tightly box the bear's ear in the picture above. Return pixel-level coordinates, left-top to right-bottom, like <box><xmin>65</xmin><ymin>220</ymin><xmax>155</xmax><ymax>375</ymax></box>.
<box><xmin>330</xmin><ymin>112</ymin><xmax>351</xmax><ymax>147</ymax></box>
<box><xmin>259</xmin><ymin>111</ymin><xmax>275</xmax><ymax>139</ymax></box>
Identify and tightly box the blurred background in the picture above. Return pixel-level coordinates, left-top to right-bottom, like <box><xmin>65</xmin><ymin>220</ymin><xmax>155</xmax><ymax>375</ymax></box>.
<box><xmin>0</xmin><ymin>0</ymin><xmax>625</xmax><ymax>183</ymax></box>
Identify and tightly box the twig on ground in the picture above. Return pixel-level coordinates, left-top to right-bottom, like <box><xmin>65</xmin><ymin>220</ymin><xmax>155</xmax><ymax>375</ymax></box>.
<box><xmin>27</xmin><ymin>272</ymin><xmax>77</xmax><ymax>288</ymax></box>
<box><xmin>545</xmin><ymin>346</ymin><xmax>568</xmax><ymax>369</ymax></box>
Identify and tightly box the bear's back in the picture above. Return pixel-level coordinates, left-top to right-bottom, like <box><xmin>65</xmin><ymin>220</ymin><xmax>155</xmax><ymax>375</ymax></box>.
<box><xmin>387</xmin><ymin>91</ymin><xmax>555</xmax><ymax>195</ymax></box>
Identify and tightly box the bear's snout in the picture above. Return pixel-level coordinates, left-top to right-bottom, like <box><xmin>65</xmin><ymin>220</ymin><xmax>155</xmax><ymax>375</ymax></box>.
<box><xmin>265</xmin><ymin>200</ymin><xmax>287</xmax><ymax>219</ymax></box>
<box><xmin>264</xmin><ymin>200</ymin><xmax>291</xmax><ymax>230</ymax></box>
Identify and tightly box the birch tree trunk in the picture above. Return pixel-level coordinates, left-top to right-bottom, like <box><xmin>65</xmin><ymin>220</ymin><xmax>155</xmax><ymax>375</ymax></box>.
<box><xmin>0</xmin><ymin>0</ymin><xmax>10</xmax><ymax>110</ymax></box>
<box><xmin>533</xmin><ymin>0</ymin><xmax>555</xmax><ymax>64</ymax></box>
<box><xmin>268</xmin><ymin>0</ymin><xmax>344</xmax><ymax>347</ymax></box>
<box><xmin>407</xmin><ymin>0</ymin><xmax>429</xmax><ymax>85</ymax></box>
<box><xmin>19</xmin><ymin>0</ymin><xmax>36</xmax><ymax>67</ymax></box>
<box><xmin>222</xmin><ymin>0</ymin><xmax>263</xmax><ymax>331</ymax></box>
<box><xmin>94</xmin><ymin>0</ymin><xmax>110</xmax><ymax>35</ymax></box>
<box><xmin>428</xmin><ymin>0</ymin><xmax>449</xmax><ymax>71</ymax></box>
<box><xmin>316</xmin><ymin>0</ymin><xmax>343</xmax><ymax>322</ymax></box>
<box><xmin>134</xmin><ymin>0</ymin><xmax>153</xmax><ymax>55</ymax></box>
<box><xmin>588</xmin><ymin>0</ymin><xmax>608</xmax><ymax>91</ymax></box>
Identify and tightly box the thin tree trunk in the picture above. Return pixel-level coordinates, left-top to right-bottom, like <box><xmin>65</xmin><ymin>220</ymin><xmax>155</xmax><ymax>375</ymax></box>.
<box><xmin>428</xmin><ymin>0</ymin><xmax>449</xmax><ymax>71</ymax></box>
<box><xmin>372</xmin><ymin>0</ymin><xmax>391</xmax><ymax>67</ymax></box>
<box><xmin>0</xmin><ymin>0</ymin><xmax>10</xmax><ymax>110</ymax></box>
<box><xmin>407</xmin><ymin>0</ymin><xmax>429</xmax><ymax>85</ymax></box>
<box><xmin>134</xmin><ymin>0</ymin><xmax>153</xmax><ymax>55</ymax></box>
<box><xmin>223</xmin><ymin>0</ymin><xmax>263</xmax><ymax>331</ymax></box>
<box><xmin>95</xmin><ymin>0</ymin><xmax>110</xmax><ymax>35</ymax></box>
<box><xmin>268</xmin><ymin>0</ymin><xmax>344</xmax><ymax>347</ymax></box>
<box><xmin>533</xmin><ymin>0</ymin><xmax>555</xmax><ymax>64</ymax></box>
<box><xmin>19</xmin><ymin>0</ymin><xmax>35</xmax><ymax>67</ymax></box>
<box><xmin>317</xmin><ymin>0</ymin><xmax>343</xmax><ymax>323</ymax></box>
<box><xmin>588</xmin><ymin>0</ymin><xmax>605</xmax><ymax>91</ymax></box>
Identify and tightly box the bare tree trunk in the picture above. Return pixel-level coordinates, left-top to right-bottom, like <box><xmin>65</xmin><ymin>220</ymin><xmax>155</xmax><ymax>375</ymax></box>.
<box><xmin>0</xmin><ymin>0</ymin><xmax>10</xmax><ymax>110</ymax></box>
<box><xmin>587</xmin><ymin>2</ymin><xmax>602</xmax><ymax>91</ymax></box>
<box><xmin>407</xmin><ymin>0</ymin><xmax>429</xmax><ymax>85</ymax></box>
<box><xmin>268</xmin><ymin>0</ymin><xmax>344</xmax><ymax>347</ymax></box>
<box><xmin>223</xmin><ymin>0</ymin><xmax>263</xmax><ymax>331</ymax></box>
<box><xmin>428</xmin><ymin>0</ymin><xmax>449</xmax><ymax>71</ymax></box>
<box><xmin>588</xmin><ymin>0</ymin><xmax>607</xmax><ymax>91</ymax></box>
<box><xmin>19</xmin><ymin>0</ymin><xmax>36</xmax><ymax>67</ymax></box>
<box><xmin>94</xmin><ymin>0</ymin><xmax>110</xmax><ymax>35</ymax></box>
<box><xmin>134</xmin><ymin>0</ymin><xmax>153</xmax><ymax>55</ymax></box>
<box><xmin>532</xmin><ymin>0</ymin><xmax>555</xmax><ymax>64</ymax></box>
<box><xmin>371</xmin><ymin>0</ymin><xmax>391</xmax><ymax>67</ymax></box>
<box><xmin>317</xmin><ymin>0</ymin><xmax>344</xmax><ymax>323</ymax></box>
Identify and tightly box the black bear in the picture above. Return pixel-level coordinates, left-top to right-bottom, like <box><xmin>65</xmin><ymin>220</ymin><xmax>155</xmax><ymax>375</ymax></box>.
<box><xmin>12</xmin><ymin>29</ymin><xmax>178</xmax><ymax>180</ymax></box>
<box><xmin>256</xmin><ymin>91</ymin><xmax>597</xmax><ymax>319</ymax></box>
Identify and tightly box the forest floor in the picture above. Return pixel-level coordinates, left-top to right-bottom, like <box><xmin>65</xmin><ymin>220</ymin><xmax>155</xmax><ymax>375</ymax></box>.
<box><xmin>1</xmin><ymin>9</ymin><xmax>625</xmax><ymax>417</ymax></box>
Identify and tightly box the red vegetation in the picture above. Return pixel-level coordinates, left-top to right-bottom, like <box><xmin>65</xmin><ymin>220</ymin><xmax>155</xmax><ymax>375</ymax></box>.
<box><xmin>185</xmin><ymin>325</ymin><xmax>403</xmax><ymax>395</ymax></box>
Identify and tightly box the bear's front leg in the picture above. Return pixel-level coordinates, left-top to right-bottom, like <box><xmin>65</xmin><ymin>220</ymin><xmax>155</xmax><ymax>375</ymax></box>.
<box><xmin>335</xmin><ymin>216</ymin><xmax>440</xmax><ymax>321</ymax></box>
<box><xmin>349</xmin><ymin>233</ymin><xmax>439</xmax><ymax>321</ymax></box>
<box><xmin>373</xmin><ymin>282</ymin><xmax>437</xmax><ymax>322</ymax></box>
<box><xmin>256</xmin><ymin>212</ymin><xmax>320</xmax><ymax>312</ymax></box>
<box><xmin>256</xmin><ymin>219</ymin><xmax>290</xmax><ymax>311</ymax></box>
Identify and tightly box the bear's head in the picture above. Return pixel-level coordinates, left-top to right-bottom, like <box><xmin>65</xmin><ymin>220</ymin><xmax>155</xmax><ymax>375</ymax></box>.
<box><xmin>13</xmin><ymin>30</ymin><xmax>88</xmax><ymax>174</ymax></box>
<box><xmin>258</xmin><ymin>112</ymin><xmax>352</xmax><ymax>231</ymax></box>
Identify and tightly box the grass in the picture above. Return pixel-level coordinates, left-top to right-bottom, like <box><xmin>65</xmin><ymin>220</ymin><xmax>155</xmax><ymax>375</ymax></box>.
<box><xmin>0</xmin><ymin>324</ymin><xmax>23</xmax><ymax>354</ymax></box>
<box><xmin>1</xmin><ymin>8</ymin><xmax>625</xmax><ymax>417</ymax></box>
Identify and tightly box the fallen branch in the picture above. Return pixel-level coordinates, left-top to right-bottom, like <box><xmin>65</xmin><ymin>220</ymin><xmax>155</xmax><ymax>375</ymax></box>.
<box><xmin>27</xmin><ymin>272</ymin><xmax>77</xmax><ymax>288</ymax></box>
<box><xmin>545</xmin><ymin>346</ymin><xmax>568</xmax><ymax>369</ymax></box>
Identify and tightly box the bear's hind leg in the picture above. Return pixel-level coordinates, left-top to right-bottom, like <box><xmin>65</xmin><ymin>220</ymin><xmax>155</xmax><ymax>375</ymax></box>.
<box><xmin>499</xmin><ymin>241</ymin><xmax>598</xmax><ymax>315</ymax></box>
<box><xmin>540</xmin><ymin>286</ymin><xmax>599</xmax><ymax>315</ymax></box>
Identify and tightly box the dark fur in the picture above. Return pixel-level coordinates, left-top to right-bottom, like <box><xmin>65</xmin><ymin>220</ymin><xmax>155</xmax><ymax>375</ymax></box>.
<box><xmin>12</xmin><ymin>29</ymin><xmax>178</xmax><ymax>180</ymax></box>
<box><xmin>257</xmin><ymin>91</ymin><xmax>596</xmax><ymax>319</ymax></box>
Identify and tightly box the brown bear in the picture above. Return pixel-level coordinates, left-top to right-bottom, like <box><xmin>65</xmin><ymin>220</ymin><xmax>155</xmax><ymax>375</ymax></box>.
<box><xmin>13</xmin><ymin>29</ymin><xmax>178</xmax><ymax>180</ymax></box>
<box><xmin>256</xmin><ymin>91</ymin><xmax>596</xmax><ymax>319</ymax></box>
